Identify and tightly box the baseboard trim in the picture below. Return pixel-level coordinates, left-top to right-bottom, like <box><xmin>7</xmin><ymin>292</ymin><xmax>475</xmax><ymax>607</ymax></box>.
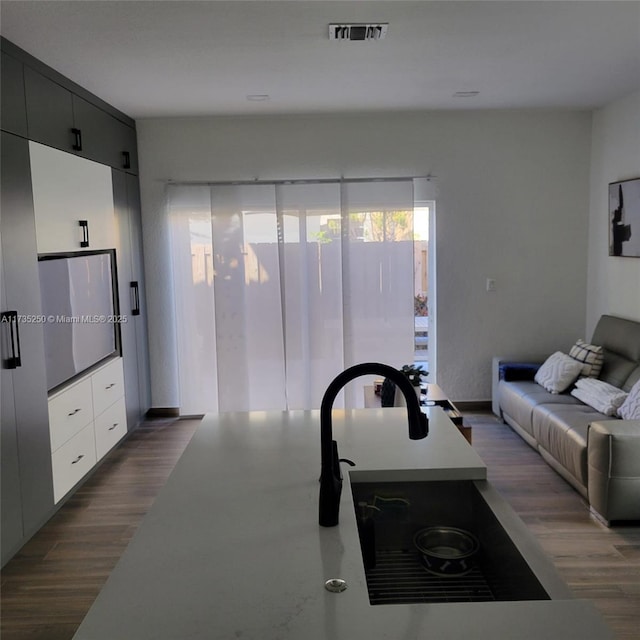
<box><xmin>454</xmin><ymin>400</ymin><xmax>492</xmax><ymax>412</ymax></box>
<box><xmin>145</xmin><ymin>407</ymin><xmax>180</xmax><ymax>418</ymax></box>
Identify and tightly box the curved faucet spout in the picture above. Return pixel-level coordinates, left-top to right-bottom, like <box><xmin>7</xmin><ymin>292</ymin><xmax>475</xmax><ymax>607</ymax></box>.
<box><xmin>319</xmin><ymin>362</ymin><xmax>429</xmax><ymax>527</ymax></box>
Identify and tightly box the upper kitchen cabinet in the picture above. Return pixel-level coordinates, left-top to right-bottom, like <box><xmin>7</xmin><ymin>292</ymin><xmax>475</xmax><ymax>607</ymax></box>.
<box><xmin>24</xmin><ymin>66</ymin><xmax>76</xmax><ymax>152</ymax></box>
<box><xmin>0</xmin><ymin>50</ymin><xmax>28</xmax><ymax>137</ymax></box>
<box><xmin>16</xmin><ymin>49</ymin><xmax>138</xmax><ymax>174</ymax></box>
<box><xmin>73</xmin><ymin>96</ymin><xmax>138</xmax><ymax>174</ymax></box>
<box><xmin>29</xmin><ymin>141</ymin><xmax>116</xmax><ymax>254</ymax></box>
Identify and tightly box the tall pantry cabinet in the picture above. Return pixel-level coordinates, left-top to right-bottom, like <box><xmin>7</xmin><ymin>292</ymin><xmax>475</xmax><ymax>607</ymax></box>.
<box><xmin>0</xmin><ymin>38</ymin><xmax>150</xmax><ymax>566</ymax></box>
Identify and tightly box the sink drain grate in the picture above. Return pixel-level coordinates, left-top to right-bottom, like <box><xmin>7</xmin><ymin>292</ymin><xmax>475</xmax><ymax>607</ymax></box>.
<box><xmin>365</xmin><ymin>549</ymin><xmax>496</xmax><ymax>605</ymax></box>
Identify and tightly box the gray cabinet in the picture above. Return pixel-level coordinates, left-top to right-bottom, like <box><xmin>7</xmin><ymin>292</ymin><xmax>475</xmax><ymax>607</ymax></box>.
<box><xmin>0</xmin><ymin>50</ymin><xmax>28</xmax><ymax>137</ymax></box>
<box><xmin>74</xmin><ymin>96</ymin><xmax>138</xmax><ymax>173</ymax></box>
<box><xmin>127</xmin><ymin>173</ymin><xmax>150</xmax><ymax>412</ymax></box>
<box><xmin>20</xmin><ymin>58</ymin><xmax>137</xmax><ymax>174</ymax></box>
<box><xmin>0</xmin><ymin>37</ymin><xmax>147</xmax><ymax>566</ymax></box>
<box><xmin>113</xmin><ymin>170</ymin><xmax>151</xmax><ymax>429</ymax></box>
<box><xmin>1</xmin><ymin>239</ymin><xmax>24</xmax><ymax>566</ymax></box>
<box><xmin>1</xmin><ymin>132</ymin><xmax>54</xmax><ymax>567</ymax></box>
<box><xmin>24</xmin><ymin>65</ymin><xmax>76</xmax><ymax>151</ymax></box>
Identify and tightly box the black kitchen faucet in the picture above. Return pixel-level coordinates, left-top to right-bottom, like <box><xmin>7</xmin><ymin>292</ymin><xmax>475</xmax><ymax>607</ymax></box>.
<box><xmin>319</xmin><ymin>363</ymin><xmax>429</xmax><ymax>527</ymax></box>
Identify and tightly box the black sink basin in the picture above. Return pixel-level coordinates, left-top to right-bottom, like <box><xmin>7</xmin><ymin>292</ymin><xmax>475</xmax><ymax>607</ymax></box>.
<box><xmin>351</xmin><ymin>479</ymin><xmax>552</xmax><ymax>605</ymax></box>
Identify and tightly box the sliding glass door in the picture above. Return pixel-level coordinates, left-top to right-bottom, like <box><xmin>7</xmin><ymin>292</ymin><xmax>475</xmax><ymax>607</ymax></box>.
<box><xmin>168</xmin><ymin>179</ymin><xmax>418</xmax><ymax>414</ymax></box>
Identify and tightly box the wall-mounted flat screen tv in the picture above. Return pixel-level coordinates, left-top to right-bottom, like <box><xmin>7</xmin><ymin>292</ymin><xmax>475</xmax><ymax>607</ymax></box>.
<box><xmin>38</xmin><ymin>250</ymin><xmax>120</xmax><ymax>392</ymax></box>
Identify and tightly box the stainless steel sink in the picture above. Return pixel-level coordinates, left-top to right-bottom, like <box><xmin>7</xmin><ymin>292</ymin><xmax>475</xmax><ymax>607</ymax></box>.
<box><xmin>351</xmin><ymin>479</ymin><xmax>556</xmax><ymax>605</ymax></box>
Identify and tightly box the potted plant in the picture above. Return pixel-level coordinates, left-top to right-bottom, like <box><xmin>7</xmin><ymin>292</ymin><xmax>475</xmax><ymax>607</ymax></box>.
<box><xmin>400</xmin><ymin>364</ymin><xmax>427</xmax><ymax>387</ymax></box>
<box><xmin>380</xmin><ymin>364</ymin><xmax>427</xmax><ymax>407</ymax></box>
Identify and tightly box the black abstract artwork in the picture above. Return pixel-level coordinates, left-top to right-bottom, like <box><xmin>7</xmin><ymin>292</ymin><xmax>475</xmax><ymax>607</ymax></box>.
<box><xmin>609</xmin><ymin>177</ymin><xmax>640</xmax><ymax>257</ymax></box>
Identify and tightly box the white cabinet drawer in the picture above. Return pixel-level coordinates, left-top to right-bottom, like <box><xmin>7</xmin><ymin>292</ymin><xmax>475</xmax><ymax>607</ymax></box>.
<box><xmin>48</xmin><ymin>378</ymin><xmax>94</xmax><ymax>452</ymax></box>
<box><xmin>95</xmin><ymin>398</ymin><xmax>127</xmax><ymax>460</ymax></box>
<box><xmin>51</xmin><ymin>423</ymin><xmax>97</xmax><ymax>503</ymax></box>
<box><xmin>92</xmin><ymin>358</ymin><xmax>124</xmax><ymax>416</ymax></box>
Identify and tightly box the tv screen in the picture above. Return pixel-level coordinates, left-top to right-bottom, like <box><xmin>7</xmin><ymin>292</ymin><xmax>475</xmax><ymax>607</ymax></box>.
<box><xmin>38</xmin><ymin>250</ymin><xmax>120</xmax><ymax>392</ymax></box>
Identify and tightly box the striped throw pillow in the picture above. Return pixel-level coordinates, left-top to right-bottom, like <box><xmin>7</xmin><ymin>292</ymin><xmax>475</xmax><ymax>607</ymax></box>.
<box><xmin>569</xmin><ymin>339</ymin><xmax>604</xmax><ymax>378</ymax></box>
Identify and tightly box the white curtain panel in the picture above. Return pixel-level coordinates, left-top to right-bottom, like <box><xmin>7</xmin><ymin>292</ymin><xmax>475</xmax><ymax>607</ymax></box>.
<box><xmin>167</xmin><ymin>179</ymin><xmax>416</xmax><ymax>414</ymax></box>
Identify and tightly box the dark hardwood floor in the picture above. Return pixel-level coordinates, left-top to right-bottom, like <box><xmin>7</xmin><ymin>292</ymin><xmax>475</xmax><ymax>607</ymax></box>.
<box><xmin>1</xmin><ymin>412</ymin><xmax>639</xmax><ymax>639</ymax></box>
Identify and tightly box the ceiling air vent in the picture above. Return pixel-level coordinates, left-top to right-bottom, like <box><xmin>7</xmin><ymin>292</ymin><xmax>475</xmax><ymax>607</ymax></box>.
<box><xmin>329</xmin><ymin>24</ymin><xmax>388</xmax><ymax>41</ymax></box>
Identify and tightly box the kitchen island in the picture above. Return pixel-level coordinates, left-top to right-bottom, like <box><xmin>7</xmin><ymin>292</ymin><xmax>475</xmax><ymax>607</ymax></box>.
<box><xmin>73</xmin><ymin>407</ymin><xmax>613</xmax><ymax>639</ymax></box>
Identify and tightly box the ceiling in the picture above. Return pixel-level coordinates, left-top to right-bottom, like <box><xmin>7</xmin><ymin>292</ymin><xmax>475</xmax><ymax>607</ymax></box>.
<box><xmin>1</xmin><ymin>1</ymin><xmax>639</xmax><ymax>120</ymax></box>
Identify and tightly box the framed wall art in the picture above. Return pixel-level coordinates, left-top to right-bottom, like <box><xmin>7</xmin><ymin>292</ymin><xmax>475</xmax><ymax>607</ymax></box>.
<box><xmin>609</xmin><ymin>177</ymin><xmax>640</xmax><ymax>257</ymax></box>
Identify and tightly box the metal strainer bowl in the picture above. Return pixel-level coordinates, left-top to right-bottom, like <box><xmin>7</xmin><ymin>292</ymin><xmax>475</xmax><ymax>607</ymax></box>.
<box><xmin>413</xmin><ymin>526</ymin><xmax>480</xmax><ymax>576</ymax></box>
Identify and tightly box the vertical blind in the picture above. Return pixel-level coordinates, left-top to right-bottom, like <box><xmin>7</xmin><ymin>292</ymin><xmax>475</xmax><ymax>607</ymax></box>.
<box><xmin>167</xmin><ymin>179</ymin><xmax>417</xmax><ymax>414</ymax></box>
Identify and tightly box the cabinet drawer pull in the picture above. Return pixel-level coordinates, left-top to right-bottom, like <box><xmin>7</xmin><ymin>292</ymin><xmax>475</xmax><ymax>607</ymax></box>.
<box><xmin>105</xmin><ymin>383</ymin><xmax>116</xmax><ymax>389</ymax></box>
<box><xmin>71</xmin><ymin>127</ymin><xmax>83</xmax><ymax>151</ymax></box>
<box><xmin>1</xmin><ymin>310</ymin><xmax>22</xmax><ymax>369</ymax></box>
<box><xmin>67</xmin><ymin>408</ymin><xmax>82</xmax><ymax>416</ymax></box>
<box><xmin>79</xmin><ymin>220</ymin><xmax>90</xmax><ymax>248</ymax></box>
<box><xmin>122</xmin><ymin>151</ymin><xmax>131</xmax><ymax>169</ymax></box>
<box><xmin>71</xmin><ymin>454</ymin><xmax>85</xmax><ymax>465</ymax></box>
<box><xmin>108</xmin><ymin>423</ymin><xmax>118</xmax><ymax>431</ymax></box>
<box><xmin>130</xmin><ymin>281</ymin><xmax>140</xmax><ymax>316</ymax></box>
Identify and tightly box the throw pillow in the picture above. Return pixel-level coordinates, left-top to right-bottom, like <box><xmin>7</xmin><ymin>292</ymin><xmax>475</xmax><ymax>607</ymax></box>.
<box><xmin>568</xmin><ymin>339</ymin><xmax>604</xmax><ymax>378</ymax></box>
<box><xmin>534</xmin><ymin>351</ymin><xmax>584</xmax><ymax>394</ymax></box>
<box><xmin>618</xmin><ymin>379</ymin><xmax>640</xmax><ymax>420</ymax></box>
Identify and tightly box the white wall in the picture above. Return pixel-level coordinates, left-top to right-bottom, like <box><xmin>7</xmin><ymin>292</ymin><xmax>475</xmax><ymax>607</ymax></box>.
<box><xmin>586</xmin><ymin>91</ymin><xmax>640</xmax><ymax>338</ymax></box>
<box><xmin>137</xmin><ymin>110</ymin><xmax>593</xmax><ymax>406</ymax></box>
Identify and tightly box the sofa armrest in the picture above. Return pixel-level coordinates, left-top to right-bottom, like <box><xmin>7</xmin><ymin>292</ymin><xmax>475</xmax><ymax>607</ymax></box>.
<box><xmin>587</xmin><ymin>420</ymin><xmax>640</xmax><ymax>523</ymax></box>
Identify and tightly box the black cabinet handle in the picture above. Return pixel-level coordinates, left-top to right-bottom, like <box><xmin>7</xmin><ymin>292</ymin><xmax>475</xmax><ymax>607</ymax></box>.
<box><xmin>122</xmin><ymin>151</ymin><xmax>131</xmax><ymax>169</ymax></box>
<box><xmin>130</xmin><ymin>281</ymin><xmax>140</xmax><ymax>316</ymax></box>
<box><xmin>71</xmin><ymin>454</ymin><xmax>85</xmax><ymax>465</ymax></box>
<box><xmin>1</xmin><ymin>310</ymin><xmax>22</xmax><ymax>369</ymax></box>
<box><xmin>108</xmin><ymin>423</ymin><xmax>118</xmax><ymax>431</ymax></box>
<box><xmin>72</xmin><ymin>128</ymin><xmax>83</xmax><ymax>151</ymax></box>
<box><xmin>79</xmin><ymin>220</ymin><xmax>89</xmax><ymax>247</ymax></box>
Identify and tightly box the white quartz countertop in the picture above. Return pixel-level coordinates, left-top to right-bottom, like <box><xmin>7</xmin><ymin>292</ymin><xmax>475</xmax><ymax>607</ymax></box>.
<box><xmin>73</xmin><ymin>408</ymin><xmax>612</xmax><ymax>639</ymax></box>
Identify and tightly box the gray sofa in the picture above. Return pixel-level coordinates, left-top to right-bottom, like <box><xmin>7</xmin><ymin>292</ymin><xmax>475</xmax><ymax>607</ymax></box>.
<box><xmin>492</xmin><ymin>315</ymin><xmax>640</xmax><ymax>525</ymax></box>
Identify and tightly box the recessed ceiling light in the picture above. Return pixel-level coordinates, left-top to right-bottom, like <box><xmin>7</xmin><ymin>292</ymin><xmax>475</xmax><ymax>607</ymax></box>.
<box><xmin>247</xmin><ymin>94</ymin><xmax>270</xmax><ymax>102</ymax></box>
<box><xmin>453</xmin><ymin>91</ymin><xmax>480</xmax><ymax>98</ymax></box>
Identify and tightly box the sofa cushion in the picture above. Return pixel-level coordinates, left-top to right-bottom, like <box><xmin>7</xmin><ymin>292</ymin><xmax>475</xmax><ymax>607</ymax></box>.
<box><xmin>591</xmin><ymin>315</ymin><xmax>640</xmax><ymax>389</ymax></box>
<box><xmin>569</xmin><ymin>339</ymin><xmax>604</xmax><ymax>378</ymax></box>
<box><xmin>621</xmin><ymin>364</ymin><xmax>640</xmax><ymax>393</ymax></box>
<box><xmin>534</xmin><ymin>351</ymin><xmax>583</xmax><ymax>394</ymax></box>
<box><xmin>592</xmin><ymin>315</ymin><xmax>640</xmax><ymax>363</ymax></box>
<box><xmin>599</xmin><ymin>351</ymin><xmax>638</xmax><ymax>390</ymax></box>
<box><xmin>498</xmin><ymin>380</ymin><xmax>582</xmax><ymax>437</ymax></box>
<box><xmin>531</xmin><ymin>404</ymin><xmax>607</xmax><ymax>487</ymax></box>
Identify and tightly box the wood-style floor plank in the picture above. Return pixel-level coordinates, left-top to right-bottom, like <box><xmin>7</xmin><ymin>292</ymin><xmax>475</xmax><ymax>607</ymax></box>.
<box><xmin>1</xmin><ymin>413</ymin><xmax>639</xmax><ymax>639</ymax></box>
<box><xmin>1</xmin><ymin>417</ymin><xmax>201</xmax><ymax>640</ymax></box>
<box><xmin>468</xmin><ymin>412</ymin><xmax>640</xmax><ymax>640</ymax></box>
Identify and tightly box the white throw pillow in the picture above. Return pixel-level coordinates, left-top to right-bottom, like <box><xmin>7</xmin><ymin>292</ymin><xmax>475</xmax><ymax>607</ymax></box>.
<box><xmin>617</xmin><ymin>379</ymin><xmax>640</xmax><ymax>420</ymax></box>
<box><xmin>534</xmin><ymin>351</ymin><xmax>583</xmax><ymax>394</ymax></box>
